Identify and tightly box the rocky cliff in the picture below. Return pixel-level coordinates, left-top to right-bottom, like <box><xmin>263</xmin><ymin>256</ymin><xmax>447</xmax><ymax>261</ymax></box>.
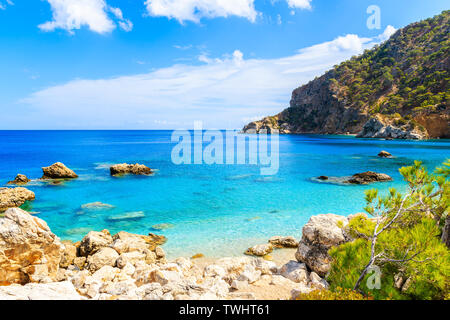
<box><xmin>243</xmin><ymin>11</ymin><xmax>450</xmax><ymax>139</ymax></box>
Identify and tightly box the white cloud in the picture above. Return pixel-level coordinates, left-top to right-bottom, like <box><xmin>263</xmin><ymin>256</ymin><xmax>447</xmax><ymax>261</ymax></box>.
<box><xmin>377</xmin><ymin>25</ymin><xmax>397</xmax><ymax>42</ymax></box>
<box><xmin>144</xmin><ymin>0</ymin><xmax>258</xmax><ymax>23</ymax></box>
<box><xmin>287</xmin><ymin>0</ymin><xmax>312</xmax><ymax>10</ymax></box>
<box><xmin>109</xmin><ymin>6</ymin><xmax>133</xmax><ymax>31</ymax></box>
<box><xmin>0</xmin><ymin>0</ymin><xmax>13</xmax><ymax>10</ymax></box>
<box><xmin>19</xmin><ymin>31</ymin><xmax>387</xmax><ymax>130</ymax></box>
<box><xmin>39</xmin><ymin>0</ymin><xmax>132</xmax><ymax>34</ymax></box>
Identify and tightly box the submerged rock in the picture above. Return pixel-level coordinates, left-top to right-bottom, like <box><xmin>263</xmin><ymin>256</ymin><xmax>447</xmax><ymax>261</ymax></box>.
<box><xmin>0</xmin><ymin>208</ymin><xmax>64</xmax><ymax>285</ymax></box>
<box><xmin>378</xmin><ymin>150</ymin><xmax>393</xmax><ymax>158</ymax></box>
<box><xmin>107</xmin><ymin>211</ymin><xmax>145</xmax><ymax>221</ymax></box>
<box><xmin>81</xmin><ymin>202</ymin><xmax>115</xmax><ymax>210</ymax></box>
<box><xmin>7</xmin><ymin>174</ymin><xmax>31</xmax><ymax>185</ymax></box>
<box><xmin>0</xmin><ymin>187</ymin><xmax>35</xmax><ymax>212</ymax></box>
<box><xmin>191</xmin><ymin>253</ymin><xmax>205</xmax><ymax>259</ymax></box>
<box><xmin>151</xmin><ymin>223</ymin><xmax>174</xmax><ymax>231</ymax></box>
<box><xmin>317</xmin><ymin>176</ymin><xmax>329</xmax><ymax>181</ymax></box>
<box><xmin>41</xmin><ymin>162</ymin><xmax>78</xmax><ymax>179</ymax></box>
<box><xmin>347</xmin><ymin>171</ymin><xmax>393</xmax><ymax>184</ymax></box>
<box><xmin>110</xmin><ymin>163</ymin><xmax>153</xmax><ymax>176</ymax></box>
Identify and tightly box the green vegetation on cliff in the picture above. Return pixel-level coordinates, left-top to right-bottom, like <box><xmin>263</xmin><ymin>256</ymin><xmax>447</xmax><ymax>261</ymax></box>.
<box><xmin>330</xmin><ymin>10</ymin><xmax>449</xmax><ymax>119</ymax></box>
<box><xmin>244</xmin><ymin>11</ymin><xmax>449</xmax><ymax>138</ymax></box>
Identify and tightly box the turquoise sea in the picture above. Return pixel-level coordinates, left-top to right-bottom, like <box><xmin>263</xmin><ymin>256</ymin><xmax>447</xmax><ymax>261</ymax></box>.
<box><xmin>0</xmin><ymin>130</ymin><xmax>449</xmax><ymax>258</ymax></box>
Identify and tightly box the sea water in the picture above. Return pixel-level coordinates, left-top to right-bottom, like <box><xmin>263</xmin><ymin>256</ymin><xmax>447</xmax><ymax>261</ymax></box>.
<box><xmin>0</xmin><ymin>130</ymin><xmax>448</xmax><ymax>258</ymax></box>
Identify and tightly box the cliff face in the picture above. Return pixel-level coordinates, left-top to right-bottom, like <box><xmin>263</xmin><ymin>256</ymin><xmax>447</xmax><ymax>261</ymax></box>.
<box><xmin>243</xmin><ymin>11</ymin><xmax>450</xmax><ymax>139</ymax></box>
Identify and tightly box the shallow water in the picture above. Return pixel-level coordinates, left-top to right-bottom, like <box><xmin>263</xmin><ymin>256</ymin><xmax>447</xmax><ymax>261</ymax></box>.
<box><xmin>0</xmin><ymin>130</ymin><xmax>448</xmax><ymax>258</ymax></box>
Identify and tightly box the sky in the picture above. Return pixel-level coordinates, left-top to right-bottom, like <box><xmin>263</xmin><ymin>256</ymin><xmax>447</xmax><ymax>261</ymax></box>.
<box><xmin>0</xmin><ymin>0</ymin><xmax>448</xmax><ymax>130</ymax></box>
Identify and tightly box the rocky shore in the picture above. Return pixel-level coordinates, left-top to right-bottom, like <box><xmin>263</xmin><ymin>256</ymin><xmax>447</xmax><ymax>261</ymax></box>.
<box><xmin>0</xmin><ymin>207</ymin><xmax>353</xmax><ymax>300</ymax></box>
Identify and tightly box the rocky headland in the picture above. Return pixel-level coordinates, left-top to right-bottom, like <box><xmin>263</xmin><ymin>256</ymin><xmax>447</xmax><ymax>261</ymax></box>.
<box><xmin>243</xmin><ymin>11</ymin><xmax>450</xmax><ymax>140</ymax></box>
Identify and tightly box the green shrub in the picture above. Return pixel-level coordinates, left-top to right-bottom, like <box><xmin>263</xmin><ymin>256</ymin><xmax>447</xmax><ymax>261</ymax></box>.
<box><xmin>328</xmin><ymin>160</ymin><xmax>450</xmax><ymax>300</ymax></box>
<box><xmin>296</xmin><ymin>287</ymin><xmax>373</xmax><ymax>300</ymax></box>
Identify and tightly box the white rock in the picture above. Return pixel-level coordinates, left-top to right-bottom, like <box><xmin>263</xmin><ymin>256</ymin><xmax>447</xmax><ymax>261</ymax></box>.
<box><xmin>204</xmin><ymin>264</ymin><xmax>227</xmax><ymax>278</ymax></box>
<box><xmin>116</xmin><ymin>251</ymin><xmax>146</xmax><ymax>268</ymax></box>
<box><xmin>231</xmin><ymin>279</ymin><xmax>248</xmax><ymax>290</ymax></box>
<box><xmin>238</xmin><ymin>265</ymin><xmax>261</xmax><ymax>284</ymax></box>
<box><xmin>280</xmin><ymin>260</ymin><xmax>309</xmax><ymax>283</ymax></box>
<box><xmin>245</xmin><ymin>243</ymin><xmax>273</xmax><ymax>256</ymax></box>
<box><xmin>0</xmin><ymin>281</ymin><xmax>82</xmax><ymax>300</ymax></box>
<box><xmin>251</xmin><ymin>258</ymin><xmax>277</xmax><ymax>275</ymax></box>
<box><xmin>91</xmin><ymin>265</ymin><xmax>119</xmax><ymax>282</ymax></box>
<box><xmin>301</xmin><ymin>214</ymin><xmax>348</xmax><ymax>247</ymax></box>
<box><xmin>309</xmin><ymin>271</ymin><xmax>329</xmax><ymax>290</ymax></box>
<box><xmin>87</xmin><ymin>247</ymin><xmax>119</xmax><ymax>272</ymax></box>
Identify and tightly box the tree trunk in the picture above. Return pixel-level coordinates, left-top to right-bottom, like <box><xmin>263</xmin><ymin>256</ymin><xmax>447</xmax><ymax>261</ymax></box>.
<box><xmin>441</xmin><ymin>215</ymin><xmax>450</xmax><ymax>248</ymax></box>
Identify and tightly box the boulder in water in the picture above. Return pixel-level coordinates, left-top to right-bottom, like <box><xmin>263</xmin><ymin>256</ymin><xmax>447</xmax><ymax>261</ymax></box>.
<box><xmin>110</xmin><ymin>163</ymin><xmax>153</xmax><ymax>176</ymax></box>
<box><xmin>378</xmin><ymin>150</ymin><xmax>393</xmax><ymax>158</ymax></box>
<box><xmin>347</xmin><ymin>171</ymin><xmax>393</xmax><ymax>184</ymax></box>
<box><xmin>7</xmin><ymin>174</ymin><xmax>30</xmax><ymax>185</ymax></box>
<box><xmin>41</xmin><ymin>162</ymin><xmax>78</xmax><ymax>179</ymax></box>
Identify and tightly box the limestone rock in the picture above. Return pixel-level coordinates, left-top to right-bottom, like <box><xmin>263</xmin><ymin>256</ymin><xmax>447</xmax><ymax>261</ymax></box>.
<box><xmin>245</xmin><ymin>243</ymin><xmax>273</xmax><ymax>256</ymax></box>
<box><xmin>0</xmin><ymin>281</ymin><xmax>82</xmax><ymax>300</ymax></box>
<box><xmin>269</xmin><ymin>236</ymin><xmax>299</xmax><ymax>248</ymax></box>
<box><xmin>79</xmin><ymin>230</ymin><xmax>113</xmax><ymax>256</ymax></box>
<box><xmin>41</xmin><ymin>162</ymin><xmax>78</xmax><ymax>179</ymax></box>
<box><xmin>279</xmin><ymin>260</ymin><xmax>308</xmax><ymax>283</ymax></box>
<box><xmin>0</xmin><ymin>208</ymin><xmax>63</xmax><ymax>285</ymax></box>
<box><xmin>7</xmin><ymin>174</ymin><xmax>30</xmax><ymax>185</ymax></box>
<box><xmin>110</xmin><ymin>163</ymin><xmax>153</xmax><ymax>176</ymax></box>
<box><xmin>116</xmin><ymin>251</ymin><xmax>146</xmax><ymax>269</ymax></box>
<box><xmin>301</xmin><ymin>214</ymin><xmax>349</xmax><ymax>247</ymax></box>
<box><xmin>113</xmin><ymin>231</ymin><xmax>166</xmax><ymax>251</ymax></box>
<box><xmin>0</xmin><ymin>187</ymin><xmax>35</xmax><ymax>212</ymax></box>
<box><xmin>309</xmin><ymin>271</ymin><xmax>329</xmax><ymax>290</ymax></box>
<box><xmin>60</xmin><ymin>241</ymin><xmax>77</xmax><ymax>268</ymax></box>
<box><xmin>295</xmin><ymin>214</ymin><xmax>349</xmax><ymax>277</ymax></box>
<box><xmin>347</xmin><ymin>171</ymin><xmax>393</xmax><ymax>185</ymax></box>
<box><xmin>86</xmin><ymin>247</ymin><xmax>119</xmax><ymax>272</ymax></box>
<box><xmin>357</xmin><ymin>117</ymin><xmax>425</xmax><ymax>140</ymax></box>
<box><xmin>237</xmin><ymin>265</ymin><xmax>261</xmax><ymax>284</ymax></box>
<box><xmin>291</xmin><ymin>283</ymin><xmax>314</xmax><ymax>299</ymax></box>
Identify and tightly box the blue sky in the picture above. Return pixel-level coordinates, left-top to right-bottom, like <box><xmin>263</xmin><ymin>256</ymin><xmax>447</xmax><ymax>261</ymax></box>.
<box><xmin>0</xmin><ymin>0</ymin><xmax>448</xmax><ymax>129</ymax></box>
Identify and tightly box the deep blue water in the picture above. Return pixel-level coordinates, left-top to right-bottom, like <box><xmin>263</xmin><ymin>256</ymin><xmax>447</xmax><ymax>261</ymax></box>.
<box><xmin>0</xmin><ymin>130</ymin><xmax>449</xmax><ymax>258</ymax></box>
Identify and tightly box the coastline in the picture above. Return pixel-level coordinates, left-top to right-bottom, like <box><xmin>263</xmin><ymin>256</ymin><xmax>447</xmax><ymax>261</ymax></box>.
<box><xmin>0</xmin><ymin>207</ymin><xmax>329</xmax><ymax>300</ymax></box>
